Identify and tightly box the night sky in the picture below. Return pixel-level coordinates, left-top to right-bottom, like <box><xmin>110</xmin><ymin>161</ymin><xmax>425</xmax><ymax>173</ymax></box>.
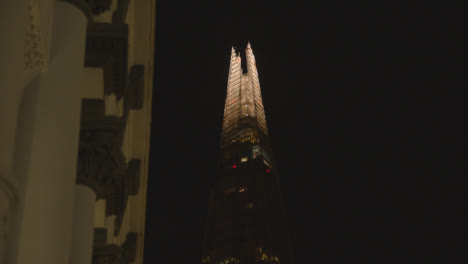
<box><xmin>144</xmin><ymin>1</ymin><xmax>463</xmax><ymax>263</ymax></box>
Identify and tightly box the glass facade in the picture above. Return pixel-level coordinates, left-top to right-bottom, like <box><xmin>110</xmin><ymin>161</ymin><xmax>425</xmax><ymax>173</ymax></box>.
<box><xmin>221</xmin><ymin>45</ymin><xmax>269</xmax><ymax>150</ymax></box>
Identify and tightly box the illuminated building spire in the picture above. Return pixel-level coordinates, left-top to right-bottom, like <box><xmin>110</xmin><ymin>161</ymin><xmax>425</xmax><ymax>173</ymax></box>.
<box><xmin>221</xmin><ymin>47</ymin><xmax>242</xmax><ymax>148</ymax></box>
<box><xmin>245</xmin><ymin>42</ymin><xmax>268</xmax><ymax>136</ymax></box>
<box><xmin>202</xmin><ymin>43</ymin><xmax>293</xmax><ymax>264</ymax></box>
<box><xmin>221</xmin><ymin>43</ymin><xmax>269</xmax><ymax>150</ymax></box>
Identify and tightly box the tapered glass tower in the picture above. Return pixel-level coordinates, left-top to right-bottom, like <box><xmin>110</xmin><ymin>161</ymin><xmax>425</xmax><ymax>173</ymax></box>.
<box><xmin>202</xmin><ymin>43</ymin><xmax>293</xmax><ymax>264</ymax></box>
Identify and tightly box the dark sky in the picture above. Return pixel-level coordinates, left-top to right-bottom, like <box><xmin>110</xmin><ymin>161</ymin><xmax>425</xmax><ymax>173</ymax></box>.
<box><xmin>144</xmin><ymin>1</ymin><xmax>463</xmax><ymax>263</ymax></box>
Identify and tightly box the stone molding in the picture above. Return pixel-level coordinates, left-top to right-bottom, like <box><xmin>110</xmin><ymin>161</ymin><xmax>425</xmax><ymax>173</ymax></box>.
<box><xmin>80</xmin><ymin>10</ymin><xmax>150</xmax><ymax>248</ymax></box>
<box><xmin>127</xmin><ymin>65</ymin><xmax>145</xmax><ymax>110</ymax></box>
<box><xmin>78</xmin><ymin>99</ymin><xmax>141</xmax><ymax>236</ymax></box>
<box><xmin>103</xmin><ymin>158</ymin><xmax>140</xmax><ymax>216</ymax></box>
<box><xmin>126</xmin><ymin>159</ymin><xmax>140</xmax><ymax>195</ymax></box>
<box><xmin>85</xmin><ymin>22</ymin><xmax>128</xmax><ymax>99</ymax></box>
<box><xmin>77</xmin><ymin>99</ymin><xmax>126</xmax><ymax>198</ymax></box>
<box><xmin>107</xmin><ymin>158</ymin><xmax>140</xmax><ymax>236</ymax></box>
<box><xmin>25</xmin><ymin>0</ymin><xmax>53</xmax><ymax>73</ymax></box>
<box><xmin>84</xmin><ymin>24</ymin><xmax>145</xmax><ymax>113</ymax></box>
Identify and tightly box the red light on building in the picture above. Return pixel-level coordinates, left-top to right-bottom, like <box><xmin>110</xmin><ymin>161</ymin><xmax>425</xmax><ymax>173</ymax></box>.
<box><xmin>266</xmin><ymin>168</ymin><xmax>270</xmax><ymax>173</ymax></box>
<box><xmin>232</xmin><ymin>164</ymin><xmax>237</xmax><ymax>168</ymax></box>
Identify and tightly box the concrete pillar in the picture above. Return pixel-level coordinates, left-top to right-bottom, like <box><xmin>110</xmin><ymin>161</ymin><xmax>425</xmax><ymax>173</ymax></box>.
<box><xmin>6</xmin><ymin>1</ymin><xmax>87</xmax><ymax>264</ymax></box>
<box><xmin>69</xmin><ymin>185</ymin><xmax>96</xmax><ymax>264</ymax></box>
<box><xmin>0</xmin><ymin>1</ymin><xmax>29</xmax><ymax>261</ymax></box>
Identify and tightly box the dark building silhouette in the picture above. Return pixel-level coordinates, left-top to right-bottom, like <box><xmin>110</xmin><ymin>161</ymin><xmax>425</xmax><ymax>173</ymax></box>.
<box><xmin>202</xmin><ymin>43</ymin><xmax>293</xmax><ymax>264</ymax></box>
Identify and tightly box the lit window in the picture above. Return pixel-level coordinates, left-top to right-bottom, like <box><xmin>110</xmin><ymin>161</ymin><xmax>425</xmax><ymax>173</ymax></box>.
<box><xmin>241</xmin><ymin>157</ymin><xmax>248</xmax><ymax>162</ymax></box>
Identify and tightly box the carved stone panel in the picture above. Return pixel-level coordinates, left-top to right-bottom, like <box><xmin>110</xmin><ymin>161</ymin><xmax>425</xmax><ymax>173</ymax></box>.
<box><xmin>25</xmin><ymin>0</ymin><xmax>53</xmax><ymax>73</ymax></box>
<box><xmin>78</xmin><ymin>99</ymin><xmax>142</xmax><ymax>237</ymax></box>
<box><xmin>77</xmin><ymin>99</ymin><xmax>126</xmax><ymax>198</ymax></box>
<box><xmin>85</xmin><ymin>23</ymin><xmax>128</xmax><ymax>99</ymax></box>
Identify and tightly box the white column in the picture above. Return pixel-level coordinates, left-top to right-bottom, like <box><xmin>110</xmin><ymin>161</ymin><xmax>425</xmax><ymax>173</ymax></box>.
<box><xmin>0</xmin><ymin>2</ymin><xmax>28</xmax><ymax>261</ymax></box>
<box><xmin>6</xmin><ymin>2</ymin><xmax>88</xmax><ymax>264</ymax></box>
<box><xmin>69</xmin><ymin>185</ymin><xmax>96</xmax><ymax>264</ymax></box>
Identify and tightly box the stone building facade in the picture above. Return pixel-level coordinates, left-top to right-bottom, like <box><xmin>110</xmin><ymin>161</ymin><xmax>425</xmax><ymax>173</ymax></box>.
<box><xmin>0</xmin><ymin>0</ymin><xmax>156</xmax><ymax>263</ymax></box>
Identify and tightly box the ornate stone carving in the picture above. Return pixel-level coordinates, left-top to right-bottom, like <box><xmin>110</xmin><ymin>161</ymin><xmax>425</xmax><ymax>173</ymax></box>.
<box><xmin>25</xmin><ymin>0</ymin><xmax>51</xmax><ymax>73</ymax></box>
<box><xmin>85</xmin><ymin>22</ymin><xmax>128</xmax><ymax>99</ymax></box>
<box><xmin>77</xmin><ymin>99</ymin><xmax>126</xmax><ymax>198</ymax></box>
<box><xmin>92</xmin><ymin>229</ymin><xmax>138</xmax><ymax>264</ymax></box>
<box><xmin>84</xmin><ymin>24</ymin><xmax>145</xmax><ymax>117</ymax></box>
<box><xmin>78</xmin><ymin>99</ymin><xmax>142</xmax><ymax>236</ymax></box>
<box><xmin>80</xmin><ymin>21</ymin><xmax>147</xmax><ymax>241</ymax></box>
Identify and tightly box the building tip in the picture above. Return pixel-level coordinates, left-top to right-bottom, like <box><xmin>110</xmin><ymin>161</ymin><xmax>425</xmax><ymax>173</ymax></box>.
<box><xmin>231</xmin><ymin>47</ymin><xmax>237</xmax><ymax>56</ymax></box>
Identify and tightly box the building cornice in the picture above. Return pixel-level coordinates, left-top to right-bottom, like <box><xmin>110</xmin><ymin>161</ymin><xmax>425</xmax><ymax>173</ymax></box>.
<box><xmin>132</xmin><ymin>0</ymin><xmax>156</xmax><ymax>262</ymax></box>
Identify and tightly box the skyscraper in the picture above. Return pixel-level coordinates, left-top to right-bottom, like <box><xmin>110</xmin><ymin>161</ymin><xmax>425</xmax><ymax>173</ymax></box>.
<box><xmin>202</xmin><ymin>43</ymin><xmax>292</xmax><ymax>264</ymax></box>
